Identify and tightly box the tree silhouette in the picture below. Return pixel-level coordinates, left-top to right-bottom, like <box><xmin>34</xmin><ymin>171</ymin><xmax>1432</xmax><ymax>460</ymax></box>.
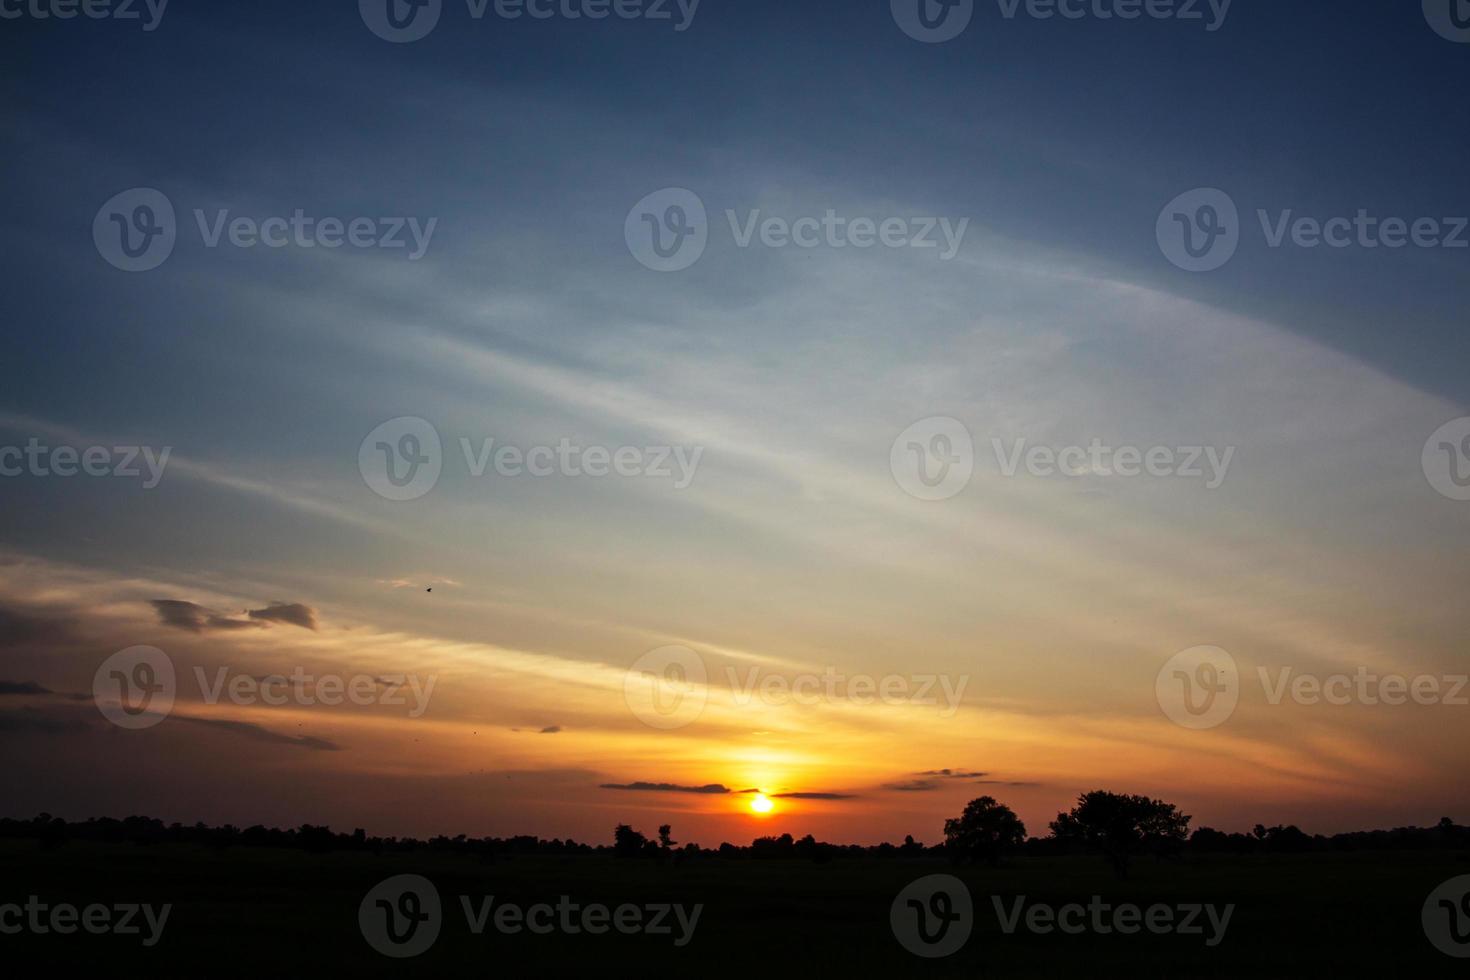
<box><xmin>658</xmin><ymin>824</ymin><xmax>675</xmax><ymax>850</ymax></box>
<box><xmin>943</xmin><ymin>796</ymin><xmax>1027</xmax><ymax>866</ymax></box>
<box><xmin>1049</xmin><ymin>790</ymin><xmax>1189</xmax><ymax>877</ymax></box>
<box><xmin>613</xmin><ymin>823</ymin><xmax>648</xmax><ymax>857</ymax></box>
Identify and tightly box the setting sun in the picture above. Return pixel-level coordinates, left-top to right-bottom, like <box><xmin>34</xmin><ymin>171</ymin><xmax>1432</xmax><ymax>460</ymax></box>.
<box><xmin>750</xmin><ymin>794</ymin><xmax>774</xmax><ymax>814</ymax></box>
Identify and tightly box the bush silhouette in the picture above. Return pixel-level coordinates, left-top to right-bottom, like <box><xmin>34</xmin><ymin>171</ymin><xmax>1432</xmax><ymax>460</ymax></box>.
<box><xmin>613</xmin><ymin>823</ymin><xmax>648</xmax><ymax>857</ymax></box>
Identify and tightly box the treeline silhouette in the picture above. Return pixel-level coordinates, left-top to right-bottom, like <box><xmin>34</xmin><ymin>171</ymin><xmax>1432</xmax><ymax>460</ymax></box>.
<box><xmin>3</xmin><ymin>806</ymin><xmax>1465</xmax><ymax>863</ymax></box>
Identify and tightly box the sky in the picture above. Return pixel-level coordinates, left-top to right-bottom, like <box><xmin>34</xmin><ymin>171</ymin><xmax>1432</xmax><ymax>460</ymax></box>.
<box><xmin>1</xmin><ymin>0</ymin><xmax>1468</xmax><ymax>846</ymax></box>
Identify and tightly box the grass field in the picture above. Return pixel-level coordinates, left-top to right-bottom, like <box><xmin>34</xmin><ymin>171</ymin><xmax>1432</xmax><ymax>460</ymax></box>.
<box><xmin>2</xmin><ymin>839</ymin><xmax>1466</xmax><ymax>976</ymax></box>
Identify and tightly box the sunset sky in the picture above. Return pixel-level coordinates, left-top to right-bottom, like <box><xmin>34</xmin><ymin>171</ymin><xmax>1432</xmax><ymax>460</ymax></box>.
<box><xmin>2</xmin><ymin>2</ymin><xmax>1468</xmax><ymax>846</ymax></box>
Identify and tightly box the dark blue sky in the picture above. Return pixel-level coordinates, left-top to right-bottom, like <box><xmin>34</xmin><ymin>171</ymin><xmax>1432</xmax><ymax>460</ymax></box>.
<box><xmin>5</xmin><ymin>0</ymin><xmax>1468</xmax><ymax>413</ymax></box>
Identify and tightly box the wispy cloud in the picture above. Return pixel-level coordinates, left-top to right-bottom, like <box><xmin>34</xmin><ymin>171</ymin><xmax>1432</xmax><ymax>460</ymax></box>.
<box><xmin>600</xmin><ymin>782</ymin><xmax>731</xmax><ymax>794</ymax></box>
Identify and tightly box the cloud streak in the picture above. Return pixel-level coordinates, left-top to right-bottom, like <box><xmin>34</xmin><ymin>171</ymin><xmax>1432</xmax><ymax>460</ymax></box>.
<box><xmin>247</xmin><ymin>602</ymin><xmax>318</xmax><ymax>631</ymax></box>
<box><xmin>600</xmin><ymin>782</ymin><xmax>731</xmax><ymax>794</ymax></box>
<box><xmin>150</xmin><ymin>600</ymin><xmax>262</xmax><ymax>633</ymax></box>
<box><xmin>171</xmin><ymin>715</ymin><xmax>341</xmax><ymax>751</ymax></box>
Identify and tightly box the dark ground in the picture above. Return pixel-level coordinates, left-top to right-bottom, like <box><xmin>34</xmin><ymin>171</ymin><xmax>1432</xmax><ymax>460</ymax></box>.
<box><xmin>1</xmin><ymin>839</ymin><xmax>1466</xmax><ymax>977</ymax></box>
